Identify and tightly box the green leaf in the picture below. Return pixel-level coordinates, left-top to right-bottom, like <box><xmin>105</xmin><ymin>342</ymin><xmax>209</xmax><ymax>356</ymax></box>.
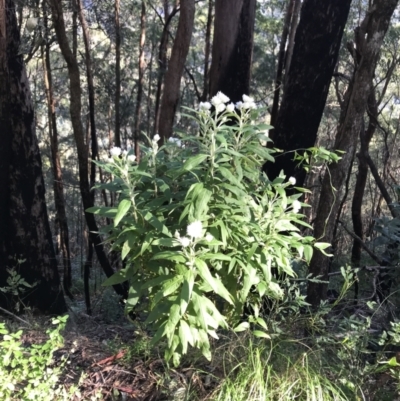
<box><xmin>114</xmin><ymin>199</ymin><xmax>132</xmax><ymax>227</ymax></box>
<box><xmin>151</xmin><ymin>251</ymin><xmax>186</xmax><ymax>263</ymax></box>
<box><xmin>234</xmin><ymin>322</ymin><xmax>250</xmax><ymax>332</ymax></box>
<box><xmin>144</xmin><ymin>212</ymin><xmax>171</xmax><ymax>236</ymax></box>
<box><xmin>195</xmin><ymin>258</ymin><xmax>233</xmax><ymax>305</ymax></box>
<box><xmin>253</xmin><ymin>330</ymin><xmax>271</xmax><ymax>339</ymax></box>
<box><xmin>179</xmin><ymin>320</ymin><xmax>194</xmax><ymax>347</ymax></box>
<box><xmin>183</xmin><ymin>154</ymin><xmax>208</xmax><ymax>171</ymax></box>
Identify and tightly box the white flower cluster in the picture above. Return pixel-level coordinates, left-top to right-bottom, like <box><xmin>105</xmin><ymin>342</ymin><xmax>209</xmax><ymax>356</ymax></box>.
<box><xmin>153</xmin><ymin>134</ymin><xmax>160</xmax><ymax>143</ymax></box>
<box><xmin>175</xmin><ymin>221</ymin><xmax>214</xmax><ymax>248</ymax></box>
<box><xmin>288</xmin><ymin>177</ymin><xmax>296</xmax><ymax>186</ymax></box>
<box><xmin>235</xmin><ymin>94</ymin><xmax>257</xmax><ymax>110</ymax></box>
<box><xmin>199</xmin><ymin>92</ymin><xmax>257</xmax><ymax>113</ymax></box>
<box><xmin>168</xmin><ymin>137</ymin><xmax>182</xmax><ymax>147</ymax></box>
<box><xmin>109</xmin><ymin>146</ymin><xmax>136</xmax><ymax>162</ymax></box>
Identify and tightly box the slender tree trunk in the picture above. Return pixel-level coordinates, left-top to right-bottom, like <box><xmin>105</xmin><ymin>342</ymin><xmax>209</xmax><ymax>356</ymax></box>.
<box><xmin>48</xmin><ymin>0</ymin><xmax>127</xmax><ymax>298</ymax></box>
<box><xmin>114</xmin><ymin>0</ymin><xmax>121</xmax><ymax>147</ymax></box>
<box><xmin>201</xmin><ymin>0</ymin><xmax>213</xmax><ymax>101</ymax></box>
<box><xmin>133</xmin><ymin>0</ymin><xmax>146</xmax><ymax>161</ymax></box>
<box><xmin>153</xmin><ymin>4</ymin><xmax>174</xmax><ymax>137</ymax></box>
<box><xmin>351</xmin><ymin>88</ymin><xmax>378</xmax><ymax>266</ymax></box>
<box><xmin>42</xmin><ymin>0</ymin><xmax>73</xmax><ymax>299</ymax></box>
<box><xmin>307</xmin><ymin>0</ymin><xmax>399</xmax><ymax>307</ymax></box>
<box><xmin>208</xmin><ymin>0</ymin><xmax>256</xmax><ymax>102</ymax></box>
<box><xmin>270</xmin><ymin>0</ymin><xmax>295</xmax><ymax>128</ymax></box>
<box><xmin>0</xmin><ymin>0</ymin><xmax>66</xmax><ymax>313</ymax></box>
<box><xmin>263</xmin><ymin>0</ymin><xmax>352</xmax><ymax>187</ymax></box>
<box><xmin>158</xmin><ymin>0</ymin><xmax>196</xmax><ymax>143</ymax></box>
<box><xmin>284</xmin><ymin>0</ymin><xmax>301</xmax><ymax>82</ymax></box>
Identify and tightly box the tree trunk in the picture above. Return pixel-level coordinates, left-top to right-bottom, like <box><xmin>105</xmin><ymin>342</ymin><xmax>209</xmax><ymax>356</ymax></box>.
<box><xmin>153</xmin><ymin>2</ymin><xmax>172</xmax><ymax>137</ymax></box>
<box><xmin>133</xmin><ymin>0</ymin><xmax>146</xmax><ymax>161</ymax></box>
<box><xmin>42</xmin><ymin>0</ymin><xmax>73</xmax><ymax>299</ymax></box>
<box><xmin>201</xmin><ymin>0</ymin><xmax>213</xmax><ymax>101</ymax></box>
<box><xmin>270</xmin><ymin>0</ymin><xmax>296</xmax><ymax>128</ymax></box>
<box><xmin>48</xmin><ymin>0</ymin><xmax>127</xmax><ymax>298</ymax></box>
<box><xmin>307</xmin><ymin>0</ymin><xmax>399</xmax><ymax>307</ymax></box>
<box><xmin>263</xmin><ymin>0</ymin><xmax>352</xmax><ymax>186</ymax></box>
<box><xmin>114</xmin><ymin>0</ymin><xmax>121</xmax><ymax>147</ymax></box>
<box><xmin>0</xmin><ymin>0</ymin><xmax>66</xmax><ymax>313</ymax></box>
<box><xmin>158</xmin><ymin>0</ymin><xmax>196</xmax><ymax>143</ymax></box>
<box><xmin>208</xmin><ymin>0</ymin><xmax>256</xmax><ymax>102</ymax></box>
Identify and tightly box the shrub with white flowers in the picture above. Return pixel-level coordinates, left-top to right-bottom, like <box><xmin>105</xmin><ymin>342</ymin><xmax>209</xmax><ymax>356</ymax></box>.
<box><xmin>88</xmin><ymin>93</ymin><xmax>330</xmax><ymax>366</ymax></box>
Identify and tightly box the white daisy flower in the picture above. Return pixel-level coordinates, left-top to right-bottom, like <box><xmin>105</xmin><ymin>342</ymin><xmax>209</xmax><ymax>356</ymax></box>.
<box><xmin>226</xmin><ymin>103</ymin><xmax>235</xmax><ymax>113</ymax></box>
<box><xmin>288</xmin><ymin>177</ymin><xmax>296</xmax><ymax>185</ymax></box>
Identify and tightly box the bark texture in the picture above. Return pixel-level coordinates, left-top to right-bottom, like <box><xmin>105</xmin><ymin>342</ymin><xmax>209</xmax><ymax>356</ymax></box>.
<box><xmin>158</xmin><ymin>0</ymin><xmax>195</xmax><ymax>143</ymax></box>
<box><xmin>263</xmin><ymin>0</ymin><xmax>352</xmax><ymax>186</ymax></box>
<box><xmin>208</xmin><ymin>0</ymin><xmax>256</xmax><ymax>102</ymax></box>
<box><xmin>307</xmin><ymin>0</ymin><xmax>399</xmax><ymax>307</ymax></box>
<box><xmin>0</xmin><ymin>0</ymin><xmax>66</xmax><ymax>313</ymax></box>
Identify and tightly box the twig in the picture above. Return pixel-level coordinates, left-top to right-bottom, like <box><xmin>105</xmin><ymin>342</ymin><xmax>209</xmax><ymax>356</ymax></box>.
<box><xmin>0</xmin><ymin>306</ymin><xmax>32</xmax><ymax>326</ymax></box>
<box><xmin>339</xmin><ymin>220</ymin><xmax>385</xmax><ymax>264</ymax></box>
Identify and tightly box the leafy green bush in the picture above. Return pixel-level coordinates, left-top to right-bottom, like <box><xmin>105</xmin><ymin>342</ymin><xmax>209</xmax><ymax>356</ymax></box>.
<box><xmin>0</xmin><ymin>316</ymin><xmax>69</xmax><ymax>401</ymax></box>
<box><xmin>89</xmin><ymin>93</ymin><xmax>329</xmax><ymax>365</ymax></box>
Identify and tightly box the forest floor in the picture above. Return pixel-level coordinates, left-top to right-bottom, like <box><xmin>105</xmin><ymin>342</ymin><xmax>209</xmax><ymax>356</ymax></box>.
<box><xmin>33</xmin><ymin>293</ymin><xmax>219</xmax><ymax>401</ymax></box>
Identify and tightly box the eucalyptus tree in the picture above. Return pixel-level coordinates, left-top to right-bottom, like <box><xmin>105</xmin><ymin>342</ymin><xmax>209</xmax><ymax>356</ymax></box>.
<box><xmin>158</xmin><ymin>0</ymin><xmax>196</xmax><ymax>143</ymax></box>
<box><xmin>263</xmin><ymin>0</ymin><xmax>352</xmax><ymax>187</ymax></box>
<box><xmin>208</xmin><ymin>0</ymin><xmax>256</xmax><ymax>102</ymax></box>
<box><xmin>0</xmin><ymin>0</ymin><xmax>66</xmax><ymax>313</ymax></box>
<box><xmin>307</xmin><ymin>0</ymin><xmax>399</xmax><ymax>307</ymax></box>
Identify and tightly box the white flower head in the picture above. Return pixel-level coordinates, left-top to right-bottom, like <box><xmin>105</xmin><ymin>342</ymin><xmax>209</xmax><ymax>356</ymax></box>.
<box><xmin>122</xmin><ymin>149</ymin><xmax>128</xmax><ymax>156</ymax></box>
<box><xmin>127</xmin><ymin>154</ymin><xmax>136</xmax><ymax>162</ymax></box>
<box><xmin>179</xmin><ymin>237</ymin><xmax>191</xmax><ymax>247</ymax></box>
<box><xmin>215</xmin><ymin>103</ymin><xmax>226</xmax><ymax>114</ymax></box>
<box><xmin>205</xmin><ymin>233</ymin><xmax>214</xmax><ymax>242</ymax></box>
<box><xmin>242</xmin><ymin>94</ymin><xmax>254</xmax><ymax>103</ymax></box>
<box><xmin>235</xmin><ymin>101</ymin><xmax>243</xmax><ymax>110</ymax></box>
<box><xmin>242</xmin><ymin>101</ymin><xmax>257</xmax><ymax>110</ymax></box>
<box><xmin>110</xmin><ymin>146</ymin><xmax>122</xmax><ymax>157</ymax></box>
<box><xmin>226</xmin><ymin>103</ymin><xmax>235</xmax><ymax>113</ymax></box>
<box><xmin>168</xmin><ymin>137</ymin><xmax>182</xmax><ymax>147</ymax></box>
<box><xmin>199</xmin><ymin>101</ymin><xmax>212</xmax><ymax>111</ymax></box>
<box><xmin>288</xmin><ymin>177</ymin><xmax>296</xmax><ymax>186</ymax></box>
<box><xmin>153</xmin><ymin>134</ymin><xmax>160</xmax><ymax>143</ymax></box>
<box><xmin>211</xmin><ymin>94</ymin><xmax>223</xmax><ymax>107</ymax></box>
<box><xmin>292</xmin><ymin>200</ymin><xmax>301</xmax><ymax>213</ymax></box>
<box><xmin>217</xmin><ymin>91</ymin><xmax>230</xmax><ymax>103</ymax></box>
<box><xmin>186</xmin><ymin>221</ymin><xmax>203</xmax><ymax>239</ymax></box>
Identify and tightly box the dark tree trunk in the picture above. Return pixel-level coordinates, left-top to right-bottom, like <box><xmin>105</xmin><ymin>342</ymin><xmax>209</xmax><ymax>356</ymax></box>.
<box><xmin>270</xmin><ymin>0</ymin><xmax>296</xmax><ymax>128</ymax></box>
<box><xmin>351</xmin><ymin>88</ymin><xmax>378</xmax><ymax>267</ymax></box>
<box><xmin>0</xmin><ymin>0</ymin><xmax>66</xmax><ymax>313</ymax></box>
<box><xmin>208</xmin><ymin>0</ymin><xmax>256</xmax><ymax>102</ymax></box>
<box><xmin>263</xmin><ymin>0</ymin><xmax>352</xmax><ymax>186</ymax></box>
<box><xmin>42</xmin><ymin>0</ymin><xmax>73</xmax><ymax>299</ymax></box>
<box><xmin>158</xmin><ymin>0</ymin><xmax>196</xmax><ymax>143</ymax></box>
<box><xmin>114</xmin><ymin>0</ymin><xmax>121</xmax><ymax>147</ymax></box>
<box><xmin>307</xmin><ymin>0</ymin><xmax>399</xmax><ymax>307</ymax></box>
<box><xmin>49</xmin><ymin>0</ymin><xmax>127</xmax><ymax>298</ymax></box>
<box><xmin>153</xmin><ymin>2</ymin><xmax>173</xmax><ymax>137</ymax></box>
<box><xmin>201</xmin><ymin>0</ymin><xmax>213</xmax><ymax>101</ymax></box>
<box><xmin>133</xmin><ymin>0</ymin><xmax>146</xmax><ymax>162</ymax></box>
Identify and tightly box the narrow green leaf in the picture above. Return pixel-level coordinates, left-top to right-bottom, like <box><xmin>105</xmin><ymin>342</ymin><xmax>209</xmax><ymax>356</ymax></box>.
<box><xmin>183</xmin><ymin>154</ymin><xmax>208</xmax><ymax>171</ymax></box>
<box><xmin>114</xmin><ymin>199</ymin><xmax>132</xmax><ymax>227</ymax></box>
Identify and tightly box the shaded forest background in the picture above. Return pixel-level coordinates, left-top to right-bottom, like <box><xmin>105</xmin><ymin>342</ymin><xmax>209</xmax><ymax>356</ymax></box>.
<box><xmin>2</xmin><ymin>0</ymin><xmax>400</xmax><ymax>316</ymax></box>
